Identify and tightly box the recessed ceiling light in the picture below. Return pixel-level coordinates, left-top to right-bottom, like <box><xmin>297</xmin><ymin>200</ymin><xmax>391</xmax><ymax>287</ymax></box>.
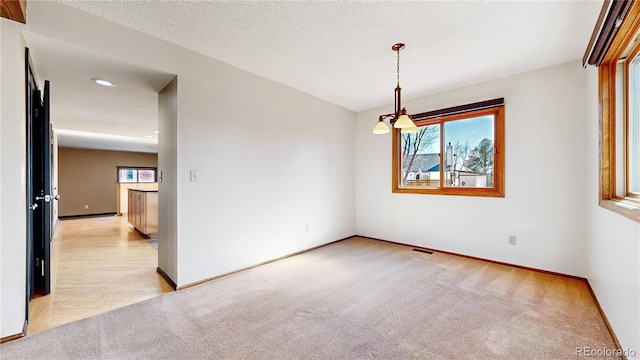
<box><xmin>91</xmin><ymin>78</ymin><xmax>115</xmax><ymax>87</ymax></box>
<box><xmin>145</xmin><ymin>135</ymin><xmax>152</xmax><ymax>138</ymax></box>
<box><xmin>154</xmin><ymin>130</ymin><xmax>159</xmax><ymax>134</ymax></box>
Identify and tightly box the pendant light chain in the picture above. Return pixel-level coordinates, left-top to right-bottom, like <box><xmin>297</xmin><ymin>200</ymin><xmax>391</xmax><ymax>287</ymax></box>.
<box><xmin>373</xmin><ymin>42</ymin><xmax>416</xmax><ymax>134</ymax></box>
<box><xmin>397</xmin><ymin>48</ymin><xmax>401</xmax><ymax>87</ymax></box>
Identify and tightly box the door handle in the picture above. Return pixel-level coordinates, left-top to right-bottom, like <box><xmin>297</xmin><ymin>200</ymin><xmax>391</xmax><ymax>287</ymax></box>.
<box><xmin>35</xmin><ymin>195</ymin><xmax>52</xmax><ymax>202</ymax></box>
<box><xmin>29</xmin><ymin>203</ymin><xmax>38</xmax><ymax>211</ymax></box>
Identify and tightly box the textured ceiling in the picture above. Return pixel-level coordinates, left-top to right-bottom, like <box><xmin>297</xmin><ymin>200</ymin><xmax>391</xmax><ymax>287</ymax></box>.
<box><xmin>60</xmin><ymin>0</ymin><xmax>602</xmax><ymax>112</ymax></box>
<box><xmin>25</xmin><ymin>1</ymin><xmax>602</xmax><ymax>152</ymax></box>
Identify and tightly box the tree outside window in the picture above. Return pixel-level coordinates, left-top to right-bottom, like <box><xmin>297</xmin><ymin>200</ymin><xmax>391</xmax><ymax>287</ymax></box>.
<box><xmin>393</xmin><ymin>103</ymin><xmax>504</xmax><ymax>197</ymax></box>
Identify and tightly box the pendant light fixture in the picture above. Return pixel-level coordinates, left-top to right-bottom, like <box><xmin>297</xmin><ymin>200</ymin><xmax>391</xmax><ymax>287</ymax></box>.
<box><xmin>373</xmin><ymin>43</ymin><xmax>417</xmax><ymax>134</ymax></box>
<box><xmin>373</xmin><ymin>116</ymin><xmax>390</xmax><ymax>134</ymax></box>
<box><xmin>401</xmin><ymin>121</ymin><xmax>419</xmax><ymax>134</ymax></box>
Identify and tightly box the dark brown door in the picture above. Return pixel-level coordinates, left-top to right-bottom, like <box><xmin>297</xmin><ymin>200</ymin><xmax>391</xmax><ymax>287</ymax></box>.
<box><xmin>26</xmin><ymin>49</ymin><xmax>52</xmax><ymax>308</ymax></box>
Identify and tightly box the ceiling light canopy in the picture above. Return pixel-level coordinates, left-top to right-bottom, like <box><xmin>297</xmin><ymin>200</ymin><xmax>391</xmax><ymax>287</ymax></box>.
<box><xmin>91</xmin><ymin>78</ymin><xmax>115</xmax><ymax>87</ymax></box>
<box><xmin>373</xmin><ymin>43</ymin><xmax>417</xmax><ymax>135</ymax></box>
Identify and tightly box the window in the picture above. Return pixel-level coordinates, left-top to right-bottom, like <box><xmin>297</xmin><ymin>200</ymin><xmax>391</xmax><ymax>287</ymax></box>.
<box><xmin>628</xmin><ymin>44</ymin><xmax>640</xmax><ymax>197</ymax></box>
<box><xmin>117</xmin><ymin>167</ymin><xmax>157</xmax><ymax>183</ymax></box>
<box><xmin>392</xmin><ymin>99</ymin><xmax>505</xmax><ymax>197</ymax></box>
<box><xmin>587</xmin><ymin>0</ymin><xmax>640</xmax><ymax>222</ymax></box>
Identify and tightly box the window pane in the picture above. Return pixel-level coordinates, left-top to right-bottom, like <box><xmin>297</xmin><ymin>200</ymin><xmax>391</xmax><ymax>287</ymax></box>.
<box><xmin>138</xmin><ymin>169</ymin><xmax>156</xmax><ymax>183</ymax></box>
<box><xmin>630</xmin><ymin>53</ymin><xmax>640</xmax><ymax>194</ymax></box>
<box><xmin>400</xmin><ymin>124</ymin><xmax>440</xmax><ymax>187</ymax></box>
<box><xmin>119</xmin><ymin>169</ymin><xmax>137</xmax><ymax>183</ymax></box>
<box><xmin>443</xmin><ymin>115</ymin><xmax>494</xmax><ymax>188</ymax></box>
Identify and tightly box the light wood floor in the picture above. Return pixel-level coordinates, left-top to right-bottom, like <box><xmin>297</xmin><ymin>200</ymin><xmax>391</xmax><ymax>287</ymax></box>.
<box><xmin>27</xmin><ymin>215</ymin><xmax>173</xmax><ymax>334</ymax></box>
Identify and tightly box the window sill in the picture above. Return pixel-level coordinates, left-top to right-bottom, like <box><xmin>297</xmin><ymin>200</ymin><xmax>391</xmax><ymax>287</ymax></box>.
<box><xmin>599</xmin><ymin>198</ymin><xmax>640</xmax><ymax>223</ymax></box>
<box><xmin>393</xmin><ymin>186</ymin><xmax>504</xmax><ymax>198</ymax></box>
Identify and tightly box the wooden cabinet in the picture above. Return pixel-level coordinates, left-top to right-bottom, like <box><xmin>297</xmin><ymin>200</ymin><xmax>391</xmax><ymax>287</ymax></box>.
<box><xmin>127</xmin><ymin>190</ymin><xmax>135</xmax><ymax>224</ymax></box>
<box><xmin>128</xmin><ymin>189</ymin><xmax>158</xmax><ymax>236</ymax></box>
<box><xmin>118</xmin><ymin>182</ymin><xmax>158</xmax><ymax>216</ymax></box>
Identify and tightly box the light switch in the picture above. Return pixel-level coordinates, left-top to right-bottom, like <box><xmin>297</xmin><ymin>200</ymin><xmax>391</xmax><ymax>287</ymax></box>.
<box><xmin>190</xmin><ymin>170</ymin><xmax>198</xmax><ymax>182</ymax></box>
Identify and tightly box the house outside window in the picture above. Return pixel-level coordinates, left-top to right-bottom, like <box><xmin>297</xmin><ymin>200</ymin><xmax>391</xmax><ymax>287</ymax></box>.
<box><xmin>392</xmin><ymin>100</ymin><xmax>505</xmax><ymax>197</ymax></box>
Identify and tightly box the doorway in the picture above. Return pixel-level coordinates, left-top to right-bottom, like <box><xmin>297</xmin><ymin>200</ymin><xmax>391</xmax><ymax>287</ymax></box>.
<box><xmin>23</xmin><ymin>34</ymin><xmax>177</xmax><ymax>333</ymax></box>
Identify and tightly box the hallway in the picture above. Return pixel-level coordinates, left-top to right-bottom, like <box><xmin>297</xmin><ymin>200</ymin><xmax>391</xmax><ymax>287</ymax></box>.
<box><xmin>27</xmin><ymin>215</ymin><xmax>173</xmax><ymax>333</ymax></box>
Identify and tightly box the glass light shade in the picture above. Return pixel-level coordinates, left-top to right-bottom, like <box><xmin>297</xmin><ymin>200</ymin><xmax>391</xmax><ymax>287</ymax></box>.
<box><xmin>393</xmin><ymin>114</ymin><xmax>415</xmax><ymax>129</ymax></box>
<box><xmin>373</xmin><ymin>120</ymin><xmax>390</xmax><ymax>134</ymax></box>
<box><xmin>401</xmin><ymin>123</ymin><xmax>419</xmax><ymax>133</ymax></box>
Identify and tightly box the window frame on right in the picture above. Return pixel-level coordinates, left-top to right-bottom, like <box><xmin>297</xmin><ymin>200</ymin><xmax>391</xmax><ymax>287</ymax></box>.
<box><xmin>593</xmin><ymin>1</ymin><xmax>640</xmax><ymax>223</ymax></box>
<box><xmin>392</xmin><ymin>102</ymin><xmax>505</xmax><ymax>197</ymax></box>
<box><xmin>625</xmin><ymin>41</ymin><xmax>640</xmax><ymax>200</ymax></box>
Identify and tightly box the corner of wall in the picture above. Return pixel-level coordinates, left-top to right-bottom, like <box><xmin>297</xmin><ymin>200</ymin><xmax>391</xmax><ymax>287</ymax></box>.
<box><xmin>583</xmin><ymin>63</ymin><xmax>640</xmax><ymax>357</ymax></box>
<box><xmin>0</xmin><ymin>17</ymin><xmax>28</xmax><ymax>338</ymax></box>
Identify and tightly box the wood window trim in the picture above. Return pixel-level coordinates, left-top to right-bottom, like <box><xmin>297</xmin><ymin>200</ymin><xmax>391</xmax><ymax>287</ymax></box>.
<box><xmin>392</xmin><ymin>105</ymin><xmax>505</xmax><ymax>197</ymax></box>
<box><xmin>595</xmin><ymin>0</ymin><xmax>640</xmax><ymax>223</ymax></box>
<box><xmin>0</xmin><ymin>0</ymin><xmax>26</xmax><ymax>24</ymax></box>
<box><xmin>583</xmin><ymin>0</ymin><xmax>634</xmax><ymax>67</ymax></box>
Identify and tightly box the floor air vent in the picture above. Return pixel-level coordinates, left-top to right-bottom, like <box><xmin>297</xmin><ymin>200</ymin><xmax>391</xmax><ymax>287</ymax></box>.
<box><xmin>412</xmin><ymin>249</ymin><xmax>433</xmax><ymax>254</ymax></box>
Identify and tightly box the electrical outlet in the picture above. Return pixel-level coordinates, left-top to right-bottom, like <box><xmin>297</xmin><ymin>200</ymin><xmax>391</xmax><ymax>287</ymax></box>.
<box><xmin>508</xmin><ymin>235</ymin><xmax>517</xmax><ymax>245</ymax></box>
<box><xmin>84</xmin><ymin>204</ymin><xmax>89</xmax><ymax>209</ymax></box>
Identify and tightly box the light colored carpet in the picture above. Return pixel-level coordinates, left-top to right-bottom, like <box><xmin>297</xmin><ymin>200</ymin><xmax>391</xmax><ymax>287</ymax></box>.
<box><xmin>0</xmin><ymin>237</ymin><xmax>618</xmax><ymax>359</ymax></box>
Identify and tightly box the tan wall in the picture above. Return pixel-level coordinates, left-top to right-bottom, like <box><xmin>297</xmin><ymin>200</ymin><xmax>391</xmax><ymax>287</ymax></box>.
<box><xmin>58</xmin><ymin>148</ymin><xmax>158</xmax><ymax>217</ymax></box>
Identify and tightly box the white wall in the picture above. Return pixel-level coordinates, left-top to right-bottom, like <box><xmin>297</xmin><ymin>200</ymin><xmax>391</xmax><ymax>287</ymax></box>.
<box><xmin>175</xmin><ymin>67</ymin><xmax>355</xmax><ymax>285</ymax></box>
<box><xmin>584</xmin><ymin>68</ymin><xmax>640</xmax><ymax>357</ymax></box>
<box><xmin>158</xmin><ymin>77</ymin><xmax>178</xmax><ymax>283</ymax></box>
<box><xmin>0</xmin><ymin>18</ymin><xmax>27</xmax><ymax>338</ymax></box>
<box><xmin>357</xmin><ymin>61</ymin><xmax>591</xmax><ymax>277</ymax></box>
<box><xmin>12</xmin><ymin>1</ymin><xmax>637</xmax><ymax>352</ymax></box>
<box><xmin>0</xmin><ymin>17</ymin><xmax>3</xmax><ymax>338</ymax></box>
<box><xmin>357</xmin><ymin>61</ymin><xmax>640</xmax><ymax>354</ymax></box>
<box><xmin>23</xmin><ymin>2</ymin><xmax>355</xmax><ymax>288</ymax></box>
